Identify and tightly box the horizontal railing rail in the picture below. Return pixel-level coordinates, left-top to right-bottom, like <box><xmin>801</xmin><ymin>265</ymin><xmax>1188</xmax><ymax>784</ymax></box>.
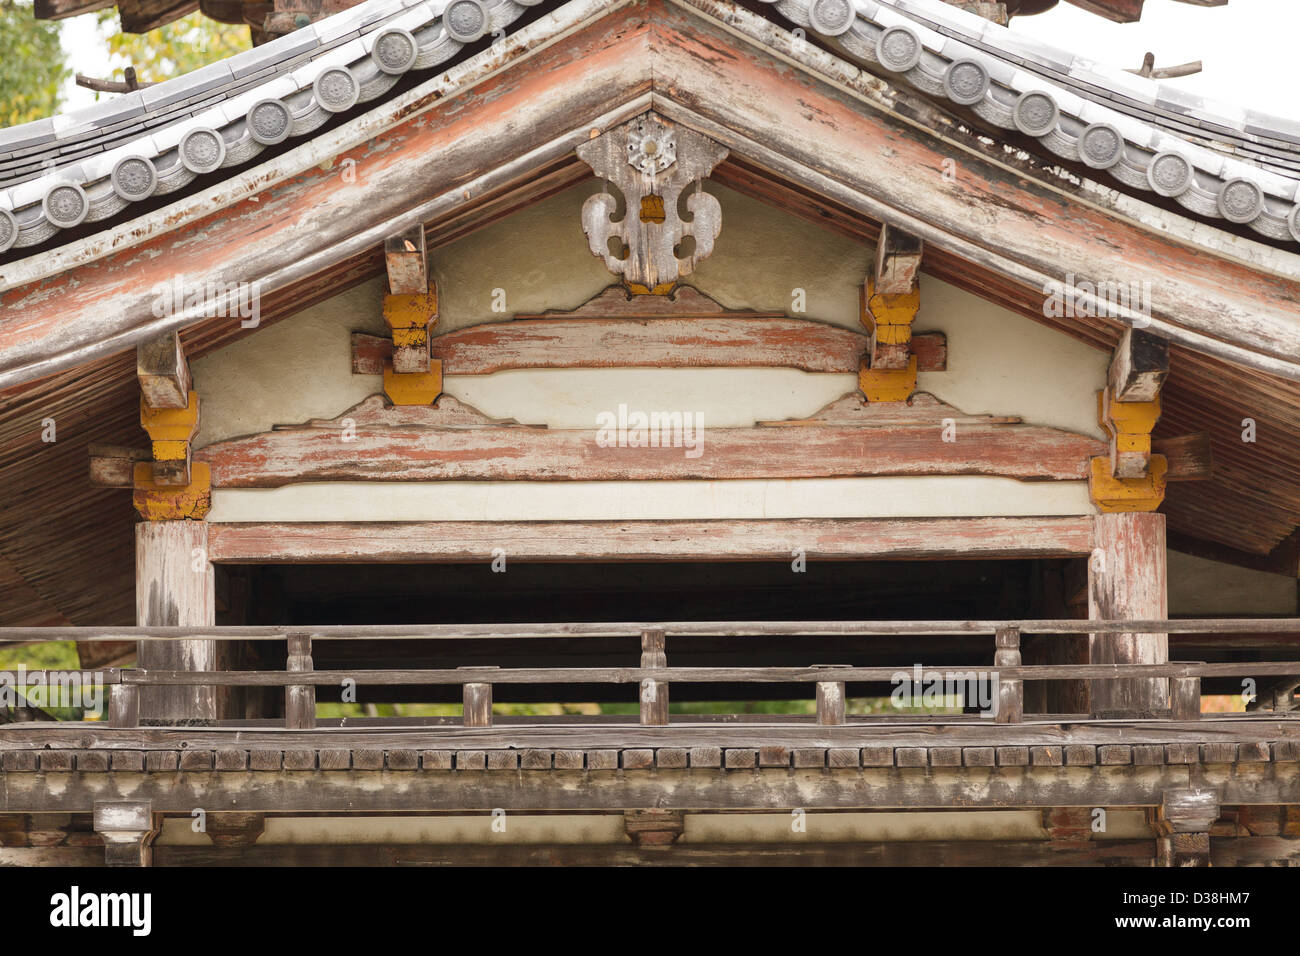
<box><xmin>0</xmin><ymin>620</ymin><xmax>1296</xmax><ymax>732</ymax></box>
<box><xmin>0</xmin><ymin>618</ymin><xmax>1297</xmax><ymax>641</ymax></box>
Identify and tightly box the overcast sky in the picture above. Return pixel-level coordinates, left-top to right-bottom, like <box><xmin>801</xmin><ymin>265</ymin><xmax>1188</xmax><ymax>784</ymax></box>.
<box><xmin>55</xmin><ymin>0</ymin><xmax>1298</xmax><ymax>118</ymax></box>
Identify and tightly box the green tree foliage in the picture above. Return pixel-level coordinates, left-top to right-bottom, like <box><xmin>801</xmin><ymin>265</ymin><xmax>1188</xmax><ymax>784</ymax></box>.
<box><xmin>0</xmin><ymin>0</ymin><xmax>70</xmax><ymax>126</ymax></box>
<box><xmin>97</xmin><ymin>9</ymin><xmax>250</xmax><ymax>84</ymax></box>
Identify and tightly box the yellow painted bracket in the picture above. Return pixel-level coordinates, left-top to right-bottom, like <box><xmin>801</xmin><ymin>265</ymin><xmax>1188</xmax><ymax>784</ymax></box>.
<box><xmin>140</xmin><ymin>390</ymin><xmax>199</xmax><ymax>461</ymax></box>
<box><xmin>625</xmin><ymin>281</ymin><xmax>676</xmax><ymax>296</ymax></box>
<box><xmin>859</xmin><ymin>354</ymin><xmax>918</xmax><ymax>403</ymax></box>
<box><xmin>383</xmin><ymin>289</ymin><xmax>439</xmax><ymax>330</ymax></box>
<box><xmin>1098</xmin><ymin>389</ymin><xmax>1161</xmax><ymax>477</ymax></box>
<box><xmin>384</xmin><ymin>359</ymin><xmax>443</xmax><ymax>406</ymax></box>
<box><xmin>133</xmin><ymin>461</ymin><xmax>211</xmax><ymax>520</ymax></box>
<box><xmin>862</xmin><ymin>278</ymin><xmax>921</xmax><ymax>337</ymax></box>
<box><xmin>1088</xmin><ymin>455</ymin><xmax>1167</xmax><ymax>512</ymax></box>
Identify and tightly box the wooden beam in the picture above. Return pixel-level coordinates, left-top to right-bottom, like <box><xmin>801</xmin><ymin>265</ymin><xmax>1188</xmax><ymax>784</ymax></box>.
<box><xmin>354</xmin><ymin>323</ymin><xmax>948</xmax><ymax>375</ymax></box>
<box><xmin>1109</xmin><ymin>328</ymin><xmax>1169</xmax><ymax>403</ymax></box>
<box><xmin>2</xmin><ymin>759</ymin><xmax>1293</xmax><ymax>814</ymax></box>
<box><xmin>384</xmin><ymin>225</ymin><xmax>427</xmax><ymax>295</ymax></box>
<box><xmin>197</xmin><ymin>392</ymin><xmax>1107</xmax><ymax>486</ymax></box>
<box><xmin>136</xmin><ymin>331</ymin><xmax>191</xmax><ymax>410</ymax></box>
<box><xmin>88</xmin><ymin>444</ymin><xmax>150</xmax><ymax>488</ymax></box>
<box><xmin>873</xmin><ymin>224</ymin><xmax>924</xmax><ymax>296</ymax></box>
<box><xmin>206</xmin><ymin>517</ymin><xmax>1097</xmax><ymax>564</ymax></box>
<box><xmin>1089</xmin><ymin>513</ymin><xmax>1169</xmax><ymax>718</ymax></box>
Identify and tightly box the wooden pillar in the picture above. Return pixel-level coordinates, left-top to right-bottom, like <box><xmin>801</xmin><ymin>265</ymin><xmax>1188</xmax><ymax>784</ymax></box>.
<box><xmin>462</xmin><ymin>667</ymin><xmax>495</xmax><ymax>728</ymax></box>
<box><xmin>813</xmin><ymin>665</ymin><xmax>846</xmax><ymax>725</ymax></box>
<box><xmin>1088</xmin><ymin>513</ymin><xmax>1168</xmax><ymax>718</ymax></box>
<box><xmin>1170</xmin><ymin>674</ymin><xmax>1201</xmax><ymax>720</ymax></box>
<box><xmin>94</xmin><ymin>802</ymin><xmax>157</xmax><ymax>867</ymax></box>
<box><xmin>994</xmin><ymin>627</ymin><xmax>1022</xmax><ymax>723</ymax></box>
<box><xmin>136</xmin><ymin>521</ymin><xmax>226</xmax><ymax>724</ymax></box>
<box><xmin>284</xmin><ymin>633</ymin><xmax>315</xmax><ymax>730</ymax></box>
<box><xmin>640</xmin><ymin>628</ymin><xmax>668</xmax><ymax>726</ymax></box>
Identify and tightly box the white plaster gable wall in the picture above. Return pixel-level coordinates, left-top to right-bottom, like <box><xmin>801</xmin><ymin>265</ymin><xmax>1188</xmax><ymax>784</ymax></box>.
<box><xmin>193</xmin><ymin>181</ymin><xmax>1107</xmax><ymax>444</ymax></box>
<box><xmin>193</xmin><ymin>179</ymin><xmax>1106</xmax><ymax>522</ymax></box>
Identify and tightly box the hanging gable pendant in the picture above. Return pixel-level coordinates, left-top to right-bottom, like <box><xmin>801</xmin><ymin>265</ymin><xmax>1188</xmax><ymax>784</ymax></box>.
<box><xmin>576</xmin><ymin>112</ymin><xmax>729</xmax><ymax>293</ymax></box>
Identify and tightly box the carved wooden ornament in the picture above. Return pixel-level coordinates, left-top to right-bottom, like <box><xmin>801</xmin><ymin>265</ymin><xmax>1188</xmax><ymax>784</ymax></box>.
<box><xmin>576</xmin><ymin>112</ymin><xmax>728</xmax><ymax>291</ymax></box>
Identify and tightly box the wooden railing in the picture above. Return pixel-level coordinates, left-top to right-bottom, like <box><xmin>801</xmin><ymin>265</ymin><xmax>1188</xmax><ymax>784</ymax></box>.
<box><xmin>1</xmin><ymin>619</ymin><xmax>1297</xmax><ymax>730</ymax></box>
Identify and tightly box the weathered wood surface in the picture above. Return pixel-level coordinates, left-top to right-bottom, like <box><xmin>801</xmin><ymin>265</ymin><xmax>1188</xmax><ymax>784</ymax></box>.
<box><xmin>205</xmin><ymin>516</ymin><xmax>1097</xmax><ymax>563</ymax></box>
<box><xmin>5</xmin><ymin>0</ymin><xmax>1300</xmax><ymax>392</ymax></box>
<box><xmin>6</xmin><ymin>615</ymin><xmax>1294</xmax><ymax>643</ymax></box>
<box><xmin>1089</xmin><ymin>513</ymin><xmax>1169</xmax><ymax>718</ymax></box>
<box><xmin>10</xmin><ymin>835</ymin><xmax>1299</xmax><ymax>867</ymax></box>
<box><xmin>135</xmin><ymin>521</ymin><xmax>226</xmax><ymax>723</ymax></box>
<box><xmin>139</xmin><ymin>837</ymin><xmax>1300</xmax><ymax>867</ymax></box>
<box><xmin>384</xmin><ymin>225</ymin><xmax>427</xmax><ymax>295</ymax></box>
<box><xmin>1109</xmin><ymin>328</ymin><xmax>1169</xmax><ymax>403</ymax></box>
<box><xmin>136</xmin><ymin>332</ymin><xmax>190</xmax><ymax>410</ymax></box>
<box><xmin>873</xmin><ymin>224</ymin><xmax>923</xmax><ymax>296</ymax></box>
<box><xmin>198</xmin><ymin>391</ymin><xmax>1105</xmax><ymax>486</ymax></box>
<box><xmin>352</xmin><ymin>322</ymin><xmax>948</xmax><ymax>374</ymax></box>
<box><xmin>105</xmin><ymin>660</ymin><xmax>1300</xmax><ymax>687</ymax></box>
<box><xmin>0</xmin><ymin>759</ymin><xmax>1296</xmax><ymax>813</ymax></box>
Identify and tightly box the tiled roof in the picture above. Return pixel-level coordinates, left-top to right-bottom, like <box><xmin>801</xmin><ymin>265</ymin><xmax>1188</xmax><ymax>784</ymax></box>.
<box><xmin>0</xmin><ymin>0</ymin><xmax>1296</xmax><ymax>254</ymax></box>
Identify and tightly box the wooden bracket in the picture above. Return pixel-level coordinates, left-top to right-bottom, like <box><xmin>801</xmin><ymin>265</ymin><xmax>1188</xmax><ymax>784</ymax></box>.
<box><xmin>137</xmin><ymin>332</ymin><xmax>199</xmax><ymax>486</ymax></box>
<box><xmin>859</xmin><ymin>224</ymin><xmax>924</xmax><ymax>402</ymax></box>
<box><xmin>1099</xmin><ymin>387</ymin><xmax>1161</xmax><ymax>478</ymax></box>
<box><xmin>860</xmin><ymin>354</ymin><xmax>917</xmax><ymax>403</ymax></box>
<box><xmin>381</xmin><ymin>224</ymin><xmax>442</xmax><ymax>399</ymax></box>
<box><xmin>1088</xmin><ymin>454</ymin><xmax>1166</xmax><ymax>512</ymax></box>
<box><xmin>133</xmin><ymin>461</ymin><xmax>211</xmax><ymax>520</ymax></box>
<box><xmin>140</xmin><ymin>388</ymin><xmax>199</xmax><ymax>487</ymax></box>
<box><xmin>1089</xmin><ymin>328</ymin><xmax>1174</xmax><ymax>510</ymax></box>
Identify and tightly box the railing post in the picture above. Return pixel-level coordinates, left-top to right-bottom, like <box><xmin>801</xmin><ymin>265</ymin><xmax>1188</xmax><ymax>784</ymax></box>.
<box><xmin>284</xmin><ymin>632</ymin><xmax>315</xmax><ymax>730</ymax></box>
<box><xmin>108</xmin><ymin>680</ymin><xmax>139</xmax><ymax>729</ymax></box>
<box><xmin>462</xmin><ymin>666</ymin><xmax>496</xmax><ymax>728</ymax></box>
<box><xmin>994</xmin><ymin>627</ymin><xmax>1022</xmax><ymax>723</ymax></box>
<box><xmin>1170</xmin><ymin>670</ymin><xmax>1201</xmax><ymax>720</ymax></box>
<box><xmin>640</xmin><ymin>628</ymin><xmax>668</xmax><ymax>726</ymax></box>
<box><xmin>812</xmin><ymin>665</ymin><xmax>846</xmax><ymax>725</ymax></box>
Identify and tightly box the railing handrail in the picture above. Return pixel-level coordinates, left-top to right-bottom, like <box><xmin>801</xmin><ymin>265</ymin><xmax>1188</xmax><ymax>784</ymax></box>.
<box><xmin>7</xmin><ymin>660</ymin><xmax>1290</xmax><ymax>687</ymax></box>
<box><xmin>0</xmin><ymin>618</ymin><xmax>1297</xmax><ymax>642</ymax></box>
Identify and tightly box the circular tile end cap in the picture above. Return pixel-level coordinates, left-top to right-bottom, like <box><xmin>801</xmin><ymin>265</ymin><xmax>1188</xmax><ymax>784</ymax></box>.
<box><xmin>42</xmin><ymin>182</ymin><xmax>89</xmax><ymax>229</ymax></box>
<box><xmin>110</xmin><ymin>155</ymin><xmax>158</xmax><ymax>201</ymax></box>
<box><xmin>809</xmin><ymin>0</ymin><xmax>856</xmax><ymax>36</ymax></box>
<box><xmin>0</xmin><ymin>208</ymin><xmax>18</xmax><ymax>253</ymax></box>
<box><xmin>372</xmin><ymin>27</ymin><xmax>419</xmax><ymax>75</ymax></box>
<box><xmin>444</xmin><ymin>0</ymin><xmax>489</xmax><ymax>44</ymax></box>
<box><xmin>247</xmin><ymin>99</ymin><xmax>293</xmax><ymax>146</ymax></box>
<box><xmin>1285</xmin><ymin>204</ymin><xmax>1300</xmax><ymax>244</ymax></box>
<box><xmin>944</xmin><ymin>59</ymin><xmax>990</xmax><ymax>107</ymax></box>
<box><xmin>1013</xmin><ymin>90</ymin><xmax>1058</xmax><ymax>137</ymax></box>
<box><xmin>877</xmin><ymin>26</ymin><xmax>923</xmax><ymax>73</ymax></box>
<box><xmin>179</xmin><ymin>128</ymin><xmax>226</xmax><ymax>175</ymax></box>
<box><xmin>1079</xmin><ymin>123</ymin><xmax>1124</xmax><ymax>169</ymax></box>
<box><xmin>1147</xmin><ymin>150</ymin><xmax>1193</xmax><ymax>198</ymax></box>
<box><xmin>314</xmin><ymin>67</ymin><xmax>360</xmax><ymax>113</ymax></box>
<box><xmin>1218</xmin><ymin>177</ymin><xmax>1263</xmax><ymax>224</ymax></box>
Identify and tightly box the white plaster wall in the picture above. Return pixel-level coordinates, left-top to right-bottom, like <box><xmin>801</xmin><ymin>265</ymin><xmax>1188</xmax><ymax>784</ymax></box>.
<box><xmin>208</xmin><ymin>476</ymin><xmax>1092</xmax><ymax>522</ymax></box>
<box><xmin>193</xmin><ymin>180</ymin><xmax>1108</xmax><ymax>522</ymax></box>
<box><xmin>156</xmin><ymin>809</ymin><xmax>1151</xmax><ymax>845</ymax></box>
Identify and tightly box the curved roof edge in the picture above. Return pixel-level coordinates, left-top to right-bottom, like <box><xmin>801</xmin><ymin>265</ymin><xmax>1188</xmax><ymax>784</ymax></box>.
<box><xmin>0</xmin><ymin>0</ymin><xmax>1297</xmax><ymax>255</ymax></box>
